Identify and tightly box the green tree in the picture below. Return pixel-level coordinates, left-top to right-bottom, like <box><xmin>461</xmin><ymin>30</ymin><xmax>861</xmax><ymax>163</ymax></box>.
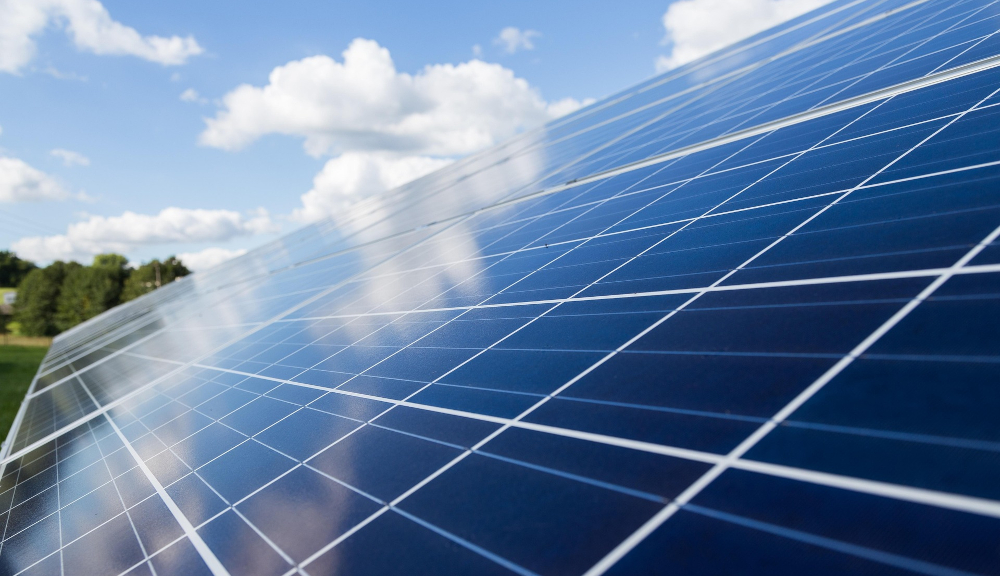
<box><xmin>93</xmin><ymin>253</ymin><xmax>129</xmax><ymax>270</ymax></box>
<box><xmin>121</xmin><ymin>256</ymin><xmax>191</xmax><ymax>302</ymax></box>
<box><xmin>13</xmin><ymin>261</ymin><xmax>79</xmax><ymax>336</ymax></box>
<box><xmin>0</xmin><ymin>251</ymin><xmax>37</xmax><ymax>287</ymax></box>
<box><xmin>54</xmin><ymin>253</ymin><xmax>130</xmax><ymax>331</ymax></box>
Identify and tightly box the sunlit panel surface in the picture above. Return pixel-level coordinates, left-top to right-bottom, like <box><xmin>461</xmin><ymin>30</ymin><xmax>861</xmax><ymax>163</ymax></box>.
<box><xmin>5</xmin><ymin>0</ymin><xmax>1000</xmax><ymax>574</ymax></box>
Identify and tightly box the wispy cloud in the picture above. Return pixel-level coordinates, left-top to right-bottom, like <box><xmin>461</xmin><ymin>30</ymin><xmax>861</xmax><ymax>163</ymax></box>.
<box><xmin>494</xmin><ymin>27</ymin><xmax>541</xmax><ymax>54</ymax></box>
<box><xmin>50</xmin><ymin>148</ymin><xmax>90</xmax><ymax>167</ymax></box>
<box><xmin>0</xmin><ymin>0</ymin><xmax>203</xmax><ymax>74</ymax></box>
<box><xmin>180</xmin><ymin>88</ymin><xmax>208</xmax><ymax>104</ymax></box>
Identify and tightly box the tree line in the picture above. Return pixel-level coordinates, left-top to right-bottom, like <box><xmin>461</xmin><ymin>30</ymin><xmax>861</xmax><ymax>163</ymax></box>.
<box><xmin>0</xmin><ymin>251</ymin><xmax>190</xmax><ymax>337</ymax></box>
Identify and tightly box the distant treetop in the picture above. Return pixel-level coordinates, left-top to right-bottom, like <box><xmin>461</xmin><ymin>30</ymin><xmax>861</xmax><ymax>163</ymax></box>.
<box><xmin>10</xmin><ymin>253</ymin><xmax>191</xmax><ymax>337</ymax></box>
<box><xmin>0</xmin><ymin>251</ymin><xmax>37</xmax><ymax>288</ymax></box>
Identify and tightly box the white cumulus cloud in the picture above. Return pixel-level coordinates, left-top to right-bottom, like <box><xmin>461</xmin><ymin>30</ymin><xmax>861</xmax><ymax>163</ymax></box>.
<box><xmin>494</xmin><ymin>27</ymin><xmax>541</xmax><ymax>54</ymax></box>
<box><xmin>0</xmin><ymin>156</ymin><xmax>68</xmax><ymax>202</ymax></box>
<box><xmin>202</xmin><ymin>38</ymin><xmax>590</xmax><ymax>222</ymax></box>
<box><xmin>50</xmin><ymin>148</ymin><xmax>90</xmax><ymax>167</ymax></box>
<box><xmin>12</xmin><ymin>207</ymin><xmax>277</xmax><ymax>262</ymax></box>
<box><xmin>0</xmin><ymin>0</ymin><xmax>203</xmax><ymax>74</ymax></box>
<box><xmin>656</xmin><ymin>0</ymin><xmax>831</xmax><ymax>72</ymax></box>
<box><xmin>199</xmin><ymin>38</ymin><xmax>586</xmax><ymax>158</ymax></box>
<box><xmin>294</xmin><ymin>152</ymin><xmax>453</xmax><ymax>223</ymax></box>
<box><xmin>177</xmin><ymin>247</ymin><xmax>248</xmax><ymax>271</ymax></box>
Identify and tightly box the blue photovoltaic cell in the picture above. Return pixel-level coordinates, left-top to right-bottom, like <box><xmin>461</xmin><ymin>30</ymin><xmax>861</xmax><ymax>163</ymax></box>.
<box><xmin>3</xmin><ymin>0</ymin><xmax>1000</xmax><ymax>574</ymax></box>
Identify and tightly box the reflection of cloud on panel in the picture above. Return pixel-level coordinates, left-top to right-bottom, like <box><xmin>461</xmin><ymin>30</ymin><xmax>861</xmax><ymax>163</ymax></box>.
<box><xmin>327</xmin><ymin>139</ymin><xmax>550</xmax><ymax>316</ymax></box>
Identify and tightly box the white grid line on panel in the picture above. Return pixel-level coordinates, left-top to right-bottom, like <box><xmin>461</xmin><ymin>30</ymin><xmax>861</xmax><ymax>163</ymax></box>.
<box><xmin>682</xmin><ymin>503</ymin><xmax>979</xmax><ymax>576</ymax></box>
<box><xmin>101</xmin><ymin>152</ymin><xmax>731</xmax><ymax>575</ymax></box>
<box><xmin>323</xmin><ymin>0</ymin><xmax>901</xmax><ymax>236</ymax></box>
<box><xmin>582</xmin><ymin>0</ymin><xmax>960</xmax><ymax>175</ymax></box>
<box><xmin>112</xmin><ymin>534</ymin><xmax>189</xmax><ymax>576</ymax></box>
<box><xmin>91</xmin><ymin>418</ymin><xmax>159</xmax><ymax>576</ymax></box>
<box><xmin>55</xmin><ymin>437</ymin><xmax>64</xmax><ymax>576</ymax></box>
<box><xmin>318</xmin><ymin>57</ymin><xmax>1000</xmax><ymax>288</ymax></box>
<box><xmin>532</xmin><ymin>51</ymin><xmax>1000</xmax><ymax>211</ymax></box>
<box><xmin>62</xmin><ymin>76</ymin><xmax>1000</xmax><ymax>572</ymax></box>
<box><xmin>107</xmin><ymin>369</ymin><xmax>543</xmax><ymax>576</ymax></box>
<box><xmin>0</xmin><ymin>426</ymin><xmax>198</xmax><ymax>575</ymax></box>
<box><xmin>280</xmin><ymin>0</ymin><xmax>932</xmax><ymax>271</ymax></box>
<box><xmin>0</xmin><ymin>212</ymin><xmax>496</xmax><ymax>465</ymax></box>
<box><xmin>338</xmin><ymin>143</ymin><xmax>1000</xmax><ymax>291</ymax></box>
<box><xmin>141</xmin><ymin>365</ymin><xmax>1000</xmax><ymax>575</ymax></box>
<box><xmin>156</xmin><ymin>42</ymin><xmax>992</xmax><ymax>568</ymax></box>
<box><xmin>281</xmin><ymin>261</ymin><xmax>1000</xmax><ymax>323</ymax></box>
<box><xmin>492</xmin><ymin>0</ymin><xmax>920</xmax><ymax>177</ymax></box>
<box><xmin>619</xmin><ymin>0</ymin><xmax>993</xmax><ymax>171</ymax></box>
<box><xmin>11</xmin><ymin>357</ymin><xmax>1000</xmax><ymax>575</ymax></box>
<box><xmin>0</xmin><ymin>1</ymin><xmax>964</xmax><ymax>410</ymax></box>
<box><xmin>4</xmin><ymin>4</ymin><xmax>999</xmax><ymax>574</ymax></box>
<box><xmin>104</xmin><ymin>340</ymin><xmax>1000</xmax><ymax>522</ymax></box>
<box><xmin>74</xmin><ymin>376</ymin><xmax>228</xmax><ymax>576</ymax></box>
<box><xmin>283</xmin><ymin>65</ymin><xmax>923</xmax><ymax>572</ymax></box>
<box><xmin>97</xmin><ymin>134</ymin><xmax>774</xmax><ymax>574</ymax></box>
<box><xmin>583</xmin><ymin>84</ymin><xmax>1000</xmax><ymax>576</ymax></box>
<box><xmin>101</xmin><ymin>413</ymin><xmax>229</xmax><ymax>576</ymax></box>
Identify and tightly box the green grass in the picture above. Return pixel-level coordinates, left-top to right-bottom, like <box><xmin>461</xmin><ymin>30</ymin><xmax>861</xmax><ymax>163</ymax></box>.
<box><xmin>0</xmin><ymin>345</ymin><xmax>47</xmax><ymax>442</ymax></box>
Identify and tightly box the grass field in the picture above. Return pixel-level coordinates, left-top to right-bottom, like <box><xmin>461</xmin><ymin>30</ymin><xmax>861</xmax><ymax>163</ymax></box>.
<box><xmin>0</xmin><ymin>336</ymin><xmax>53</xmax><ymax>347</ymax></box>
<box><xmin>0</xmin><ymin>345</ymin><xmax>47</xmax><ymax>443</ymax></box>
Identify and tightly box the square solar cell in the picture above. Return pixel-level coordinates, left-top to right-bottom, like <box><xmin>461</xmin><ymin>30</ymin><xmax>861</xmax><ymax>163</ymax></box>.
<box><xmin>221</xmin><ymin>396</ymin><xmax>299</xmax><ymax>437</ymax></box>
<box><xmin>307</xmin><ymin>392</ymin><xmax>393</xmax><ymax>421</ymax></box>
<box><xmin>694</xmin><ymin>469</ymin><xmax>1000</xmax><ymax>575</ymax></box>
<box><xmin>746</xmin><ymin>424</ymin><xmax>1000</xmax><ymax>501</ymax></box>
<box><xmin>604</xmin><ymin>508</ymin><xmax>912</xmax><ymax>575</ymax></box>
<box><xmin>165</xmin><ymin>473</ymin><xmax>228</xmax><ymax>526</ymax></box>
<box><xmin>172</xmin><ymin>423</ymin><xmax>244</xmax><ymax>470</ymax></box>
<box><xmin>306</xmin><ymin>511</ymin><xmax>516</xmax><ymax>576</ymax></box>
<box><xmin>337</xmin><ymin>374</ymin><xmax>426</xmax><ymax>401</ymax></box>
<box><xmin>409</xmin><ymin>382</ymin><xmax>540</xmax><ymax>419</ymax></box>
<box><xmin>198</xmin><ymin>510</ymin><xmax>292</xmax><ymax>575</ymax></box>
<box><xmin>400</xmin><ymin>454</ymin><xmax>661</xmax><ymax>576</ymax></box>
<box><xmin>372</xmin><ymin>407</ymin><xmax>500</xmax><ymax>449</ymax></box>
<box><xmin>196</xmin><ymin>440</ymin><xmax>296</xmax><ymax>504</ymax></box>
<box><xmin>523</xmin><ymin>395</ymin><xmax>761</xmax><ymax>454</ymax></box>
<box><xmin>195</xmin><ymin>387</ymin><xmax>259</xmax><ymax>420</ymax></box>
<box><xmin>1</xmin><ymin>513</ymin><xmax>60</xmax><ymax>571</ymax></box>
<box><xmin>439</xmin><ymin>349</ymin><xmax>607</xmax><ymax>395</ymax></box>
<box><xmin>130</xmin><ymin>495</ymin><xmax>185</xmax><ymax>556</ymax></box>
<box><xmin>59</xmin><ymin>481</ymin><xmax>124</xmax><ymax>543</ymax></box>
<box><xmin>309</xmin><ymin>426</ymin><xmax>462</xmax><ymax>502</ymax></box>
<box><xmin>148</xmin><ymin>539</ymin><xmax>213</xmax><ymax>576</ymax></box>
<box><xmin>62</xmin><ymin>513</ymin><xmax>147</xmax><ymax>576</ymax></box>
<box><xmin>255</xmin><ymin>407</ymin><xmax>361</xmax><ymax>461</ymax></box>
<box><xmin>482</xmin><ymin>427</ymin><xmax>710</xmax><ymax>500</ymax></box>
<box><xmin>237</xmin><ymin>466</ymin><xmax>382</xmax><ymax>563</ymax></box>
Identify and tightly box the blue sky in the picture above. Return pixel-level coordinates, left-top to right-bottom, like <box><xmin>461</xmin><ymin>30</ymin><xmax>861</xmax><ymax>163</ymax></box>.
<box><xmin>0</xmin><ymin>0</ymin><xmax>824</xmax><ymax>270</ymax></box>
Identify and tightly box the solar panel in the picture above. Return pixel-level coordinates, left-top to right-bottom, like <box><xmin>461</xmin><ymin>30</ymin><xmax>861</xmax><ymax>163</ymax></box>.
<box><xmin>4</xmin><ymin>0</ymin><xmax>1000</xmax><ymax>573</ymax></box>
